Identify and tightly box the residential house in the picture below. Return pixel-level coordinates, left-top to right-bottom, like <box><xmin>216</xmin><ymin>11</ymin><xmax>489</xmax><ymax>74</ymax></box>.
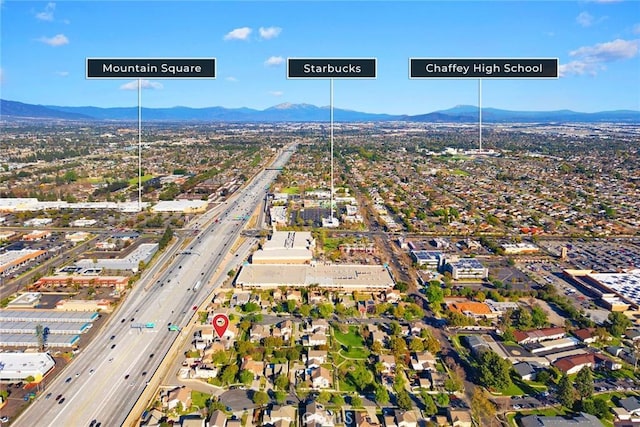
<box><xmin>241</xmin><ymin>357</ymin><xmax>265</xmax><ymax>379</ymax></box>
<box><xmin>264</xmin><ymin>405</ymin><xmax>297</xmax><ymax>427</ymax></box>
<box><xmin>311</xmin><ymin>319</ymin><xmax>330</xmax><ymax>335</ymax></box>
<box><xmin>193</xmin><ymin>365</ymin><xmax>218</xmax><ymax>379</ymax></box>
<box><xmin>265</xmin><ymin>363</ymin><xmax>289</xmax><ymax>382</ymax></box>
<box><xmin>378</xmin><ymin>354</ymin><xmax>396</xmax><ymax>374</ymax></box>
<box><xmin>311</xmin><ymin>366</ymin><xmax>332</xmax><ymax>389</ymax></box>
<box><xmin>355</xmin><ymin>412</ymin><xmax>381</xmax><ymax>427</ymax></box>
<box><xmin>164</xmin><ymin>386</ymin><xmax>192</xmax><ymax>411</ymax></box>
<box><xmin>250</xmin><ymin>324</ymin><xmax>270</xmax><ymax>341</ymax></box>
<box><xmin>427</xmin><ymin>370</ymin><xmax>447</xmax><ymax>390</ymax></box>
<box><xmin>410</xmin><ymin>351</ymin><xmax>436</xmax><ymax>371</ymax></box>
<box><xmin>304</xmin><ymin>402</ymin><xmax>334</xmax><ymax>427</ymax></box>
<box><xmin>447</xmin><ymin>408</ymin><xmax>473</xmax><ymax>427</ymax></box>
<box><xmin>395</xmin><ymin>411</ymin><xmax>418</xmax><ymax>427</ymax></box>
<box><xmin>307</xmin><ymin>350</ymin><xmax>328</xmax><ymax>367</ymax></box>
<box><xmin>209</xmin><ymin>409</ymin><xmax>227</xmax><ymax>427</ymax></box>
<box><xmin>304</xmin><ymin>334</ymin><xmax>328</xmax><ymax>347</ymax></box>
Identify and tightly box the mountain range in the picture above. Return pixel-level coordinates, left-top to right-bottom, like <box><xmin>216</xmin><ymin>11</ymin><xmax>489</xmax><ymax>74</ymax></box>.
<box><xmin>1</xmin><ymin>99</ymin><xmax>638</xmax><ymax>123</ymax></box>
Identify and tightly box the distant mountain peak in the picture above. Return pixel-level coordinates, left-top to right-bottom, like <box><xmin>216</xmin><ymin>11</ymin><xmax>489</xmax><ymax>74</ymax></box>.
<box><xmin>1</xmin><ymin>99</ymin><xmax>638</xmax><ymax>123</ymax></box>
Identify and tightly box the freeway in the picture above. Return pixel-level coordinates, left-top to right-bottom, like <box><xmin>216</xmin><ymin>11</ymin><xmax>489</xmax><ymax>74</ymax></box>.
<box><xmin>14</xmin><ymin>144</ymin><xmax>295</xmax><ymax>427</ymax></box>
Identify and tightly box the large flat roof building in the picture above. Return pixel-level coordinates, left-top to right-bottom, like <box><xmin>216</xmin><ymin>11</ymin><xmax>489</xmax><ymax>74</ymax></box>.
<box><xmin>0</xmin><ymin>352</ymin><xmax>56</xmax><ymax>382</ymax></box>
<box><xmin>76</xmin><ymin>243</ymin><xmax>158</xmax><ymax>273</ymax></box>
<box><xmin>252</xmin><ymin>231</ymin><xmax>314</xmax><ymax>264</ymax></box>
<box><xmin>445</xmin><ymin>258</ymin><xmax>489</xmax><ymax>281</ymax></box>
<box><xmin>236</xmin><ymin>263</ymin><xmax>394</xmax><ymax>291</ymax></box>
<box><xmin>0</xmin><ymin>249</ymin><xmax>47</xmax><ymax>276</ymax></box>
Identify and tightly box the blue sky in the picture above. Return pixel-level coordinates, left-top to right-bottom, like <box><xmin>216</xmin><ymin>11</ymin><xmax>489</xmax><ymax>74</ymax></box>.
<box><xmin>1</xmin><ymin>1</ymin><xmax>639</xmax><ymax>114</ymax></box>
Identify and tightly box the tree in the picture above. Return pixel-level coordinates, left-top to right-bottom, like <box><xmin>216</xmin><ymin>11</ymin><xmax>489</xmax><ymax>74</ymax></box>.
<box><xmin>436</xmin><ymin>392</ymin><xmax>450</xmax><ymax>407</ymax></box>
<box><xmin>274</xmin><ymin>391</ymin><xmax>287</xmax><ymax>405</ymax></box>
<box><xmin>252</xmin><ymin>390</ymin><xmax>269</xmax><ymax>406</ymax></box>
<box><xmin>478</xmin><ymin>351</ymin><xmax>512</xmax><ymax>391</ymax></box>
<box><xmin>351</xmin><ymin>394</ymin><xmax>363</xmax><ymax>407</ymax></box>
<box><xmin>425</xmin><ymin>282</ymin><xmax>444</xmax><ymax>307</ymax></box>
<box><xmin>607</xmin><ymin>311</ymin><xmax>631</xmax><ymax>337</ymax></box>
<box><xmin>423</xmin><ymin>393</ymin><xmax>437</xmax><ymax>416</ymax></box>
<box><xmin>396</xmin><ymin>391</ymin><xmax>413</xmax><ymax>410</ymax></box>
<box><xmin>317</xmin><ymin>391</ymin><xmax>331</xmax><ymax>404</ymax></box>
<box><xmin>531</xmin><ymin>305</ymin><xmax>548</xmax><ymax>328</ymax></box>
<box><xmin>557</xmin><ymin>373</ymin><xmax>576</xmax><ymax>408</ymax></box>
<box><xmin>471</xmin><ymin>388</ymin><xmax>496</xmax><ymax>427</ymax></box>
<box><xmin>35</xmin><ymin>324</ymin><xmax>45</xmax><ymax>351</ymax></box>
<box><xmin>275</xmin><ymin>374</ymin><xmax>289</xmax><ymax>390</ymax></box>
<box><xmin>374</xmin><ymin>385</ymin><xmax>390</xmax><ymax>405</ymax></box>
<box><xmin>575</xmin><ymin>366</ymin><xmax>594</xmax><ymax>400</ymax></box>
<box><xmin>331</xmin><ymin>394</ymin><xmax>345</xmax><ymax>406</ymax></box>
<box><xmin>220</xmin><ymin>364</ymin><xmax>238</xmax><ymax>385</ymax></box>
<box><xmin>514</xmin><ymin>308</ymin><xmax>533</xmax><ymax>330</ymax></box>
<box><xmin>409</xmin><ymin>337</ymin><xmax>424</xmax><ymax>352</ymax></box>
<box><xmin>238</xmin><ymin>370</ymin><xmax>253</xmax><ymax>385</ymax></box>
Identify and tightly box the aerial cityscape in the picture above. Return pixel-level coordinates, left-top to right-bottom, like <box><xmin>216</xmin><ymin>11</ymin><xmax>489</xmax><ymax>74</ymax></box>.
<box><xmin>1</xmin><ymin>1</ymin><xmax>640</xmax><ymax>427</ymax></box>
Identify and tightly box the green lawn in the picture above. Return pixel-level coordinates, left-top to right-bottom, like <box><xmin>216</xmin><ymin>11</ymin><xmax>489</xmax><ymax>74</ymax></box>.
<box><xmin>128</xmin><ymin>174</ymin><xmax>154</xmax><ymax>185</ymax></box>
<box><xmin>340</xmin><ymin>347</ymin><xmax>370</xmax><ymax>359</ymax></box>
<box><xmin>281</xmin><ymin>186</ymin><xmax>300</xmax><ymax>194</ymax></box>
<box><xmin>191</xmin><ymin>391</ymin><xmax>211</xmax><ymax>409</ymax></box>
<box><xmin>452</xmin><ymin>169</ymin><xmax>470</xmax><ymax>176</ymax></box>
<box><xmin>339</xmin><ymin>379</ymin><xmax>357</xmax><ymax>392</ymax></box>
<box><xmin>334</xmin><ymin>326</ymin><xmax>365</xmax><ymax>347</ymax></box>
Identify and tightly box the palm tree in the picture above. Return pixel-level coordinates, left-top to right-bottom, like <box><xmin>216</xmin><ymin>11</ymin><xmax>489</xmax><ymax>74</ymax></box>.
<box><xmin>35</xmin><ymin>324</ymin><xmax>45</xmax><ymax>351</ymax></box>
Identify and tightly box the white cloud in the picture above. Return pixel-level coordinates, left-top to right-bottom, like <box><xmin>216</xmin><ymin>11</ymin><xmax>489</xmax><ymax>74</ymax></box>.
<box><xmin>269</xmin><ymin>91</ymin><xmax>284</xmax><ymax>97</ymax></box>
<box><xmin>264</xmin><ymin>56</ymin><xmax>284</xmax><ymax>67</ymax></box>
<box><xmin>38</xmin><ymin>34</ymin><xmax>69</xmax><ymax>46</ymax></box>
<box><xmin>35</xmin><ymin>2</ymin><xmax>55</xmax><ymax>21</ymax></box>
<box><xmin>570</xmin><ymin>38</ymin><xmax>639</xmax><ymax>61</ymax></box>
<box><xmin>576</xmin><ymin>11</ymin><xmax>593</xmax><ymax>27</ymax></box>
<box><xmin>224</xmin><ymin>27</ymin><xmax>252</xmax><ymax>41</ymax></box>
<box><xmin>225</xmin><ymin>76</ymin><xmax>238</xmax><ymax>82</ymax></box>
<box><xmin>119</xmin><ymin>80</ymin><xmax>163</xmax><ymax>91</ymax></box>
<box><xmin>56</xmin><ymin>71</ymin><xmax>69</xmax><ymax>77</ymax></box>
<box><xmin>259</xmin><ymin>26</ymin><xmax>282</xmax><ymax>40</ymax></box>
<box><xmin>560</xmin><ymin>38</ymin><xmax>639</xmax><ymax>76</ymax></box>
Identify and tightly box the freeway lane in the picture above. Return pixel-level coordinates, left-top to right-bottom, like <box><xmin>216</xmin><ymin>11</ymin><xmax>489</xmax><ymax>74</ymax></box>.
<box><xmin>14</xmin><ymin>144</ymin><xmax>295</xmax><ymax>427</ymax></box>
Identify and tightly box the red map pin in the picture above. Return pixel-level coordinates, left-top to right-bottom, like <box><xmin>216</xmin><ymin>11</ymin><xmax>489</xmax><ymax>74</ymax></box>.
<box><xmin>212</xmin><ymin>313</ymin><xmax>229</xmax><ymax>338</ymax></box>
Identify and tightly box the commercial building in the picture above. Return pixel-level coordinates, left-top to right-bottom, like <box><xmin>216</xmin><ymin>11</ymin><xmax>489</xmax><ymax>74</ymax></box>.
<box><xmin>251</xmin><ymin>231</ymin><xmax>314</xmax><ymax>264</ymax></box>
<box><xmin>151</xmin><ymin>200</ymin><xmax>208</xmax><ymax>213</ymax></box>
<box><xmin>76</xmin><ymin>243</ymin><xmax>158</xmax><ymax>273</ymax></box>
<box><xmin>444</xmin><ymin>258</ymin><xmax>488</xmax><ymax>280</ymax></box>
<box><xmin>519</xmin><ymin>413</ymin><xmax>604</xmax><ymax>427</ymax></box>
<box><xmin>0</xmin><ymin>249</ymin><xmax>47</xmax><ymax>277</ymax></box>
<box><xmin>0</xmin><ymin>352</ymin><xmax>56</xmax><ymax>382</ymax></box>
<box><xmin>563</xmin><ymin>269</ymin><xmax>638</xmax><ymax>310</ymax></box>
<box><xmin>501</xmin><ymin>243</ymin><xmax>540</xmax><ymax>255</ymax></box>
<box><xmin>411</xmin><ymin>251</ymin><xmax>444</xmax><ymax>269</ymax></box>
<box><xmin>33</xmin><ymin>275</ymin><xmax>129</xmax><ymax>292</ymax></box>
<box><xmin>236</xmin><ymin>263</ymin><xmax>395</xmax><ymax>291</ymax></box>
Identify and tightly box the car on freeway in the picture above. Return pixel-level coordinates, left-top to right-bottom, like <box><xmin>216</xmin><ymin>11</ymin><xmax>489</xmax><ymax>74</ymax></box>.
<box><xmin>58</xmin><ymin>398</ymin><xmax>65</xmax><ymax>404</ymax></box>
<box><xmin>65</xmin><ymin>377</ymin><xmax>72</xmax><ymax>383</ymax></box>
<box><xmin>124</xmin><ymin>374</ymin><xmax>130</xmax><ymax>380</ymax></box>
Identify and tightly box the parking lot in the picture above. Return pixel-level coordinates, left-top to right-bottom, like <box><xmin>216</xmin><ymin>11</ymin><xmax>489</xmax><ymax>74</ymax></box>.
<box><xmin>540</xmin><ymin>238</ymin><xmax>640</xmax><ymax>272</ymax></box>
